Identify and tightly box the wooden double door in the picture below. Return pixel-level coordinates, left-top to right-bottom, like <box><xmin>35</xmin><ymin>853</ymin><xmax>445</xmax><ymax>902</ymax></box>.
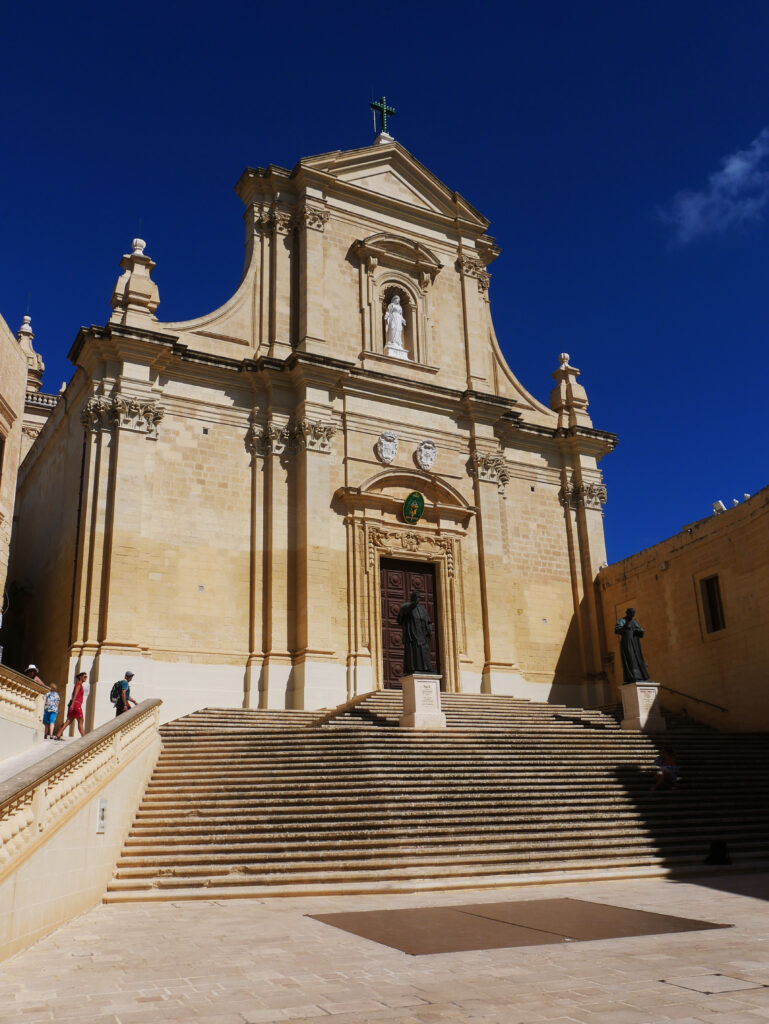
<box><xmin>380</xmin><ymin>558</ymin><xmax>440</xmax><ymax>689</ymax></box>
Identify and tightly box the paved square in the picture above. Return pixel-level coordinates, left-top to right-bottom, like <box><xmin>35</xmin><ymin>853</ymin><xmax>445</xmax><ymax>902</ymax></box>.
<box><xmin>0</xmin><ymin>873</ymin><xmax>768</xmax><ymax>1023</ymax></box>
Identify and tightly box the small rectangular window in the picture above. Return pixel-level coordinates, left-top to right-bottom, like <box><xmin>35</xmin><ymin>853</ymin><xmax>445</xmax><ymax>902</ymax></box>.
<box><xmin>700</xmin><ymin>575</ymin><xmax>726</xmax><ymax>633</ymax></box>
<box><xmin>0</xmin><ymin>433</ymin><xmax>5</xmax><ymax>486</ymax></box>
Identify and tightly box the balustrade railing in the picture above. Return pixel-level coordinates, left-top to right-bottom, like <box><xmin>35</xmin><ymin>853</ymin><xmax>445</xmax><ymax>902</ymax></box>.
<box><xmin>0</xmin><ymin>700</ymin><xmax>161</xmax><ymax>880</ymax></box>
<box><xmin>25</xmin><ymin>390</ymin><xmax>59</xmax><ymax>409</ymax></box>
<box><xmin>0</xmin><ymin>663</ymin><xmax>48</xmax><ymax>732</ymax></box>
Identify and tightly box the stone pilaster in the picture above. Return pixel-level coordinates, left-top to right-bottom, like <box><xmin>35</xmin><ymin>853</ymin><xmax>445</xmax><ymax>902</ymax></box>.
<box><xmin>296</xmin><ymin>201</ymin><xmax>329</xmax><ymax>355</ymax></box>
<box><xmin>71</xmin><ymin>389</ymin><xmax>164</xmax><ymax>722</ymax></box>
<box><xmin>456</xmin><ymin>253</ymin><xmax>491</xmax><ymax>388</ymax></box>
<box><xmin>469</xmin><ymin>446</ymin><xmax>520</xmax><ymax>691</ymax></box>
<box><xmin>259</xmin><ymin>204</ymin><xmax>294</xmax><ymax>358</ymax></box>
<box><xmin>245</xmin><ymin>414</ymin><xmax>293</xmax><ymax>708</ymax></box>
<box><xmin>291</xmin><ymin>416</ymin><xmax>337</xmax><ymax>708</ymax></box>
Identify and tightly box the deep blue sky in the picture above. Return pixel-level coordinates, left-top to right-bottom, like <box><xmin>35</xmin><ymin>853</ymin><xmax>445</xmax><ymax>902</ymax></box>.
<box><xmin>3</xmin><ymin>1</ymin><xmax>768</xmax><ymax>562</ymax></box>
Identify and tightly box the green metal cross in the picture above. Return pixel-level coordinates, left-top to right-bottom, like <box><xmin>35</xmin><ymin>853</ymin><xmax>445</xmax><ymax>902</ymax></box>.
<box><xmin>370</xmin><ymin>95</ymin><xmax>396</xmax><ymax>135</ymax></box>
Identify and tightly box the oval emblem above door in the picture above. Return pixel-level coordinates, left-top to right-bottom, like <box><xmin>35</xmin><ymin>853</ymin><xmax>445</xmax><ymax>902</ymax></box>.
<box><xmin>403</xmin><ymin>491</ymin><xmax>425</xmax><ymax>525</ymax></box>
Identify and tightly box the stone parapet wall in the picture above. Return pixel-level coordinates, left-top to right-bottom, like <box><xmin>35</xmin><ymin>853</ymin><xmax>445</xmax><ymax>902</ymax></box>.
<box><xmin>0</xmin><ymin>663</ymin><xmax>47</xmax><ymax>757</ymax></box>
<box><xmin>0</xmin><ymin>699</ymin><xmax>162</xmax><ymax>961</ymax></box>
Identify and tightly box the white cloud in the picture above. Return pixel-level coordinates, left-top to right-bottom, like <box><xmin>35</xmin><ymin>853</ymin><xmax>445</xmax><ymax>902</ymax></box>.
<box><xmin>661</xmin><ymin>127</ymin><xmax>769</xmax><ymax>244</ymax></box>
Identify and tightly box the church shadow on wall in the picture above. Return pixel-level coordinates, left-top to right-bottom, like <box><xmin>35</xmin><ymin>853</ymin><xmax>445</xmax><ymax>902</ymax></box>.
<box><xmin>551</xmin><ymin>602</ymin><xmax>608</xmax><ymax>705</ymax></box>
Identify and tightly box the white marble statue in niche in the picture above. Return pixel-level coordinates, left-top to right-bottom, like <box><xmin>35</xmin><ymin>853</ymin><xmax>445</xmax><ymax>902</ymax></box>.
<box><xmin>384</xmin><ymin>294</ymin><xmax>409</xmax><ymax>360</ymax></box>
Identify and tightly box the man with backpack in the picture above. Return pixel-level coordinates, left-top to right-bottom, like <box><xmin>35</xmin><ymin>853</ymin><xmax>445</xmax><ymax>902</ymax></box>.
<box><xmin>111</xmin><ymin>670</ymin><xmax>138</xmax><ymax>716</ymax></box>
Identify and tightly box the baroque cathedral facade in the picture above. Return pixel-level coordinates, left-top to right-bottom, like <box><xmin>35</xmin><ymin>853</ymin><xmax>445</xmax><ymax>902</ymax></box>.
<box><xmin>6</xmin><ymin>135</ymin><xmax>615</xmax><ymax>725</ymax></box>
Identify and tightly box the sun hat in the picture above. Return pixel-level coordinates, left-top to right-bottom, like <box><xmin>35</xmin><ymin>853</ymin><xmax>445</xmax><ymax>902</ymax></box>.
<box><xmin>26</xmin><ymin>664</ymin><xmax>39</xmax><ymax>672</ymax></box>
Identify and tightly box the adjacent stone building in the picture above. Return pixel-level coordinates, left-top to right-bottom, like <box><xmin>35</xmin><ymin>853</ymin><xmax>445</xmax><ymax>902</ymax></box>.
<box><xmin>4</xmin><ymin>136</ymin><xmax>616</xmax><ymax>725</ymax></box>
<box><xmin>599</xmin><ymin>485</ymin><xmax>769</xmax><ymax>731</ymax></box>
<box><xmin>0</xmin><ymin>316</ymin><xmax>28</xmax><ymax>607</ymax></box>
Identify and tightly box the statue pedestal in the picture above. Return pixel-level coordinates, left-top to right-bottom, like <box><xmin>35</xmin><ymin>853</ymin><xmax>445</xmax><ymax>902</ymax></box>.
<box><xmin>399</xmin><ymin>674</ymin><xmax>446</xmax><ymax>730</ymax></box>
<box><xmin>620</xmin><ymin>681</ymin><xmax>666</xmax><ymax>732</ymax></box>
<box><xmin>384</xmin><ymin>344</ymin><xmax>409</xmax><ymax>361</ymax></box>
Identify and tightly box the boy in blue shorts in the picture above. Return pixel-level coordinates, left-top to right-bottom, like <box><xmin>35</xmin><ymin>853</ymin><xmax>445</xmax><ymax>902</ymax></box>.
<box><xmin>42</xmin><ymin>681</ymin><xmax>60</xmax><ymax>738</ymax></box>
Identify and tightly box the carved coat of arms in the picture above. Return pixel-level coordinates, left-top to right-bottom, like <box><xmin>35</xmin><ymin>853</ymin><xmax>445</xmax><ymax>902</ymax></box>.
<box><xmin>375</xmin><ymin>430</ymin><xmax>399</xmax><ymax>465</ymax></box>
<box><xmin>415</xmin><ymin>439</ymin><xmax>437</xmax><ymax>471</ymax></box>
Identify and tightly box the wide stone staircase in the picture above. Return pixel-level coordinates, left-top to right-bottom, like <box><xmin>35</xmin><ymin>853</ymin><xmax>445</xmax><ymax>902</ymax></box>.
<box><xmin>104</xmin><ymin>693</ymin><xmax>769</xmax><ymax>902</ymax></box>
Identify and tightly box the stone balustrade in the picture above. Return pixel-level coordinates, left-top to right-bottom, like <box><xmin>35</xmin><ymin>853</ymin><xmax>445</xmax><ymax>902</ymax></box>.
<box><xmin>0</xmin><ymin>700</ymin><xmax>161</xmax><ymax>882</ymax></box>
<box><xmin>25</xmin><ymin>390</ymin><xmax>59</xmax><ymax>409</ymax></box>
<box><xmin>0</xmin><ymin>663</ymin><xmax>47</xmax><ymax>734</ymax></box>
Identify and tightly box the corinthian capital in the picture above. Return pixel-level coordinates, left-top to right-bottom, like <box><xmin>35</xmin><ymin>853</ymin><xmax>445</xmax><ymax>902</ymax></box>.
<box><xmin>471</xmin><ymin>451</ymin><xmax>510</xmax><ymax>494</ymax></box>
<box><xmin>245</xmin><ymin>419</ymin><xmax>291</xmax><ymax>457</ymax></box>
<box><xmin>293</xmin><ymin>418</ymin><xmax>337</xmax><ymax>453</ymax></box>
<box><xmin>296</xmin><ymin>205</ymin><xmax>330</xmax><ymax>231</ymax></box>
<box><xmin>81</xmin><ymin>394</ymin><xmax>164</xmax><ymax>439</ymax></box>
<box><xmin>559</xmin><ymin>479</ymin><xmax>607</xmax><ymax>510</ymax></box>
<box><xmin>456</xmin><ymin>254</ymin><xmax>491</xmax><ymax>293</ymax></box>
<box><xmin>81</xmin><ymin>396</ymin><xmax>116</xmax><ymax>433</ymax></box>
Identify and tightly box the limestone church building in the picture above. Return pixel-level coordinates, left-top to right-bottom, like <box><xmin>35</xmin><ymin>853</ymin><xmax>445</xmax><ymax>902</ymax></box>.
<box><xmin>5</xmin><ymin>135</ymin><xmax>616</xmax><ymax>726</ymax></box>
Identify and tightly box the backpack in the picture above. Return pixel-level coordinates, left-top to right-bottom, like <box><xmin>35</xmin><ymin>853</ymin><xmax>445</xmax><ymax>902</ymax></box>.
<box><xmin>110</xmin><ymin>681</ymin><xmax>123</xmax><ymax>704</ymax></box>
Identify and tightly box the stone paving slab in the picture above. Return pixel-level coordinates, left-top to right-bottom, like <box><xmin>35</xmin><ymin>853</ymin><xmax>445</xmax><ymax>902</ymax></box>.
<box><xmin>0</xmin><ymin>873</ymin><xmax>768</xmax><ymax>1023</ymax></box>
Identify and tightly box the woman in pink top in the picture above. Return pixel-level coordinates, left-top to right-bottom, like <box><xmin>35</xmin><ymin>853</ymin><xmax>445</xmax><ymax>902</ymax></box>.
<box><xmin>55</xmin><ymin>672</ymin><xmax>87</xmax><ymax>739</ymax></box>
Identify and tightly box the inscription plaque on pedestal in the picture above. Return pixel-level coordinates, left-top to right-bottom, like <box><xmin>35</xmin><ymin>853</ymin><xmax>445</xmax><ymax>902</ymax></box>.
<box><xmin>621</xmin><ymin>681</ymin><xmax>666</xmax><ymax>732</ymax></box>
<box><xmin>399</xmin><ymin>674</ymin><xmax>446</xmax><ymax>730</ymax></box>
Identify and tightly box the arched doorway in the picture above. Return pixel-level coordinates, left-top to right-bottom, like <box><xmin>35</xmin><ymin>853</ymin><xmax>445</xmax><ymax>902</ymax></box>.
<box><xmin>380</xmin><ymin>557</ymin><xmax>440</xmax><ymax>688</ymax></box>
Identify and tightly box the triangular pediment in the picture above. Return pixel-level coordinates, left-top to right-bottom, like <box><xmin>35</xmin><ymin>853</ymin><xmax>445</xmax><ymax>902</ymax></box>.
<box><xmin>341</xmin><ymin>165</ymin><xmax>438</xmax><ymax>210</ymax></box>
<box><xmin>297</xmin><ymin>140</ymin><xmax>488</xmax><ymax>229</ymax></box>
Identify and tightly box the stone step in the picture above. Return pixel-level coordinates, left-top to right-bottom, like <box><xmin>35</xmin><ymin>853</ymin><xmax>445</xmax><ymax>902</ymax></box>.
<box><xmin>109</xmin><ymin>698</ymin><xmax>769</xmax><ymax>902</ymax></box>
<box><xmin>131</xmin><ymin>790</ymin><xmax>768</xmax><ymax>815</ymax></box>
<box><xmin>133</xmin><ymin>785</ymin><xmax>767</xmax><ymax>808</ymax></box>
<box><xmin>122</xmin><ymin>810</ymin><xmax>768</xmax><ymax>842</ymax></box>
<box><xmin>105</xmin><ymin>859</ymin><xmax>769</xmax><ymax>903</ymax></box>
<box><xmin>107</xmin><ymin>847</ymin><xmax>749</xmax><ymax>894</ymax></box>
<box><xmin>116</xmin><ymin>828</ymin><xmax>769</xmax><ymax>868</ymax></box>
<box><xmin>114</xmin><ymin>838</ymin><xmax>768</xmax><ymax>881</ymax></box>
<box><xmin>127</xmin><ymin>818</ymin><xmax>767</xmax><ymax>841</ymax></box>
<box><xmin>142</xmin><ymin>769</ymin><xmax>726</xmax><ymax>784</ymax></box>
<box><xmin>157</xmin><ymin>730</ymin><xmax>766</xmax><ymax>748</ymax></box>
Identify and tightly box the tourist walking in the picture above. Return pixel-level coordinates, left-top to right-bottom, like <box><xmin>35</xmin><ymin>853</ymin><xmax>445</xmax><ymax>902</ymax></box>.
<box><xmin>42</xmin><ymin>683</ymin><xmax>60</xmax><ymax>738</ymax></box>
<box><xmin>113</xmin><ymin>670</ymin><xmax>138</xmax><ymax>716</ymax></box>
<box><xmin>54</xmin><ymin>672</ymin><xmax>87</xmax><ymax>739</ymax></box>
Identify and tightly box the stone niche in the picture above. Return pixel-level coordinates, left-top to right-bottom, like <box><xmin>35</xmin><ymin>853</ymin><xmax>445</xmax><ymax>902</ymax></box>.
<box><xmin>352</xmin><ymin>233</ymin><xmax>442</xmax><ymax>366</ymax></box>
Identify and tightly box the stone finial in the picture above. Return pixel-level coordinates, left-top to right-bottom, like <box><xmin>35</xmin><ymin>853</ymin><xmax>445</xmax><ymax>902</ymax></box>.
<box><xmin>16</xmin><ymin>315</ymin><xmax>45</xmax><ymax>393</ymax></box>
<box><xmin>549</xmin><ymin>352</ymin><xmax>592</xmax><ymax>429</ymax></box>
<box><xmin>109</xmin><ymin>238</ymin><xmax>160</xmax><ymax>327</ymax></box>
